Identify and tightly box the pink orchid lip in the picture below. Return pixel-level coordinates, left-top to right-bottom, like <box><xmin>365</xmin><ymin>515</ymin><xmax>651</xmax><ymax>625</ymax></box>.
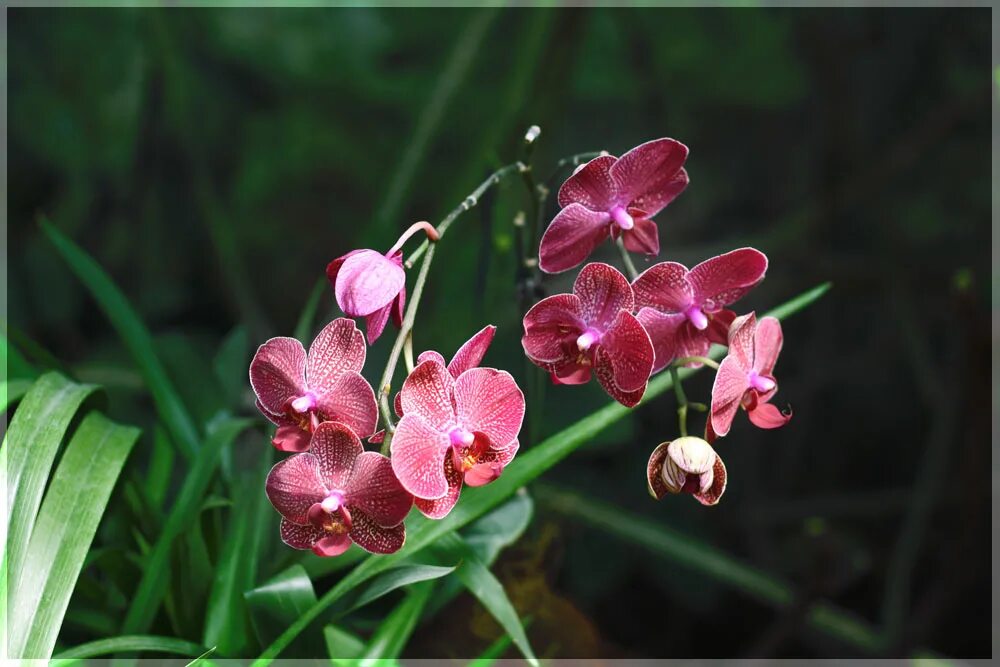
<box><xmin>609</xmin><ymin>205</ymin><xmax>634</xmax><ymax>231</ymax></box>
<box><xmin>320</xmin><ymin>489</ymin><xmax>346</xmax><ymax>513</ymax></box>
<box><xmin>448</xmin><ymin>427</ymin><xmax>475</xmax><ymax>448</ymax></box>
<box><xmin>576</xmin><ymin>327</ymin><xmax>603</xmax><ymax>351</ymax></box>
<box><xmin>290</xmin><ymin>391</ymin><xmax>317</xmax><ymax>413</ymax></box>
<box><xmin>683</xmin><ymin>305</ymin><xmax>709</xmax><ymax>330</ymax></box>
<box><xmin>747</xmin><ymin>371</ymin><xmax>776</xmax><ymax>393</ymax></box>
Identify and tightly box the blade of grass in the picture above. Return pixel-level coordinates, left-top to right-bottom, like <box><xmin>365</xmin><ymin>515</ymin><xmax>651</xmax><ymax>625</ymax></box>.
<box><xmin>10</xmin><ymin>411</ymin><xmax>140</xmax><ymax>658</ymax></box>
<box><xmin>435</xmin><ymin>533</ymin><xmax>536</xmax><ymax>666</ymax></box>
<box><xmin>122</xmin><ymin>418</ymin><xmax>255</xmax><ymax>635</ymax></box>
<box><xmin>324</xmin><ymin>625</ymin><xmax>365</xmax><ymax>662</ymax></box>
<box><xmin>254</xmin><ymin>283</ymin><xmax>830</xmax><ymax>660</ymax></box>
<box><xmin>340</xmin><ymin>563</ymin><xmax>456</xmax><ymax>617</ymax></box>
<box><xmin>360</xmin><ymin>581</ymin><xmax>434</xmax><ymax>662</ymax></box>
<box><xmin>244</xmin><ymin>563</ymin><xmax>324</xmax><ymax>656</ymax></box>
<box><xmin>293</xmin><ymin>278</ymin><xmax>328</xmax><ymax>342</ymax></box>
<box><xmin>53</xmin><ymin>635</ymin><xmax>207</xmax><ymax>660</ymax></box>
<box><xmin>40</xmin><ymin>218</ymin><xmax>200</xmax><ymax>458</ymax></box>
<box><xmin>1</xmin><ymin>379</ymin><xmax>34</xmax><ymax>412</ymax></box>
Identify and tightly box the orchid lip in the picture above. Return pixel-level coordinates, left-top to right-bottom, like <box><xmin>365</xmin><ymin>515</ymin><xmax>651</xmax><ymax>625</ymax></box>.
<box><xmin>321</xmin><ymin>490</ymin><xmax>346</xmax><ymax>514</ymax></box>
<box><xmin>684</xmin><ymin>305</ymin><xmax>709</xmax><ymax>330</ymax></box>
<box><xmin>448</xmin><ymin>427</ymin><xmax>475</xmax><ymax>448</ymax></box>
<box><xmin>610</xmin><ymin>205</ymin><xmax>634</xmax><ymax>231</ymax></box>
<box><xmin>748</xmin><ymin>371</ymin><xmax>776</xmax><ymax>393</ymax></box>
<box><xmin>291</xmin><ymin>391</ymin><xmax>317</xmax><ymax>413</ymax></box>
<box><xmin>576</xmin><ymin>327</ymin><xmax>602</xmax><ymax>351</ymax></box>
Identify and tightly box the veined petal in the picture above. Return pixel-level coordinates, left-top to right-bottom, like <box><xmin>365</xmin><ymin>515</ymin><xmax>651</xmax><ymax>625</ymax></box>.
<box><xmin>266</xmin><ymin>455</ymin><xmax>326</xmax><ymax>525</ymax></box>
<box><xmin>310</xmin><ymin>421</ymin><xmax>364</xmax><ymax>490</ymax></box>
<box><xmin>315</xmin><ymin>371</ymin><xmax>378</xmax><ymax>438</ymax></box>
<box><xmin>538</xmin><ymin>203</ymin><xmax>613</xmax><ymax>274</ymax></box>
<box><xmin>279</xmin><ymin>518</ymin><xmax>324</xmax><ymax>551</ymax></box>
<box><xmin>399</xmin><ymin>359</ymin><xmax>456</xmax><ymax>431</ymax></box>
<box><xmin>747</xmin><ymin>402</ymin><xmax>792</xmax><ymax>430</ymax></box>
<box><xmin>454</xmin><ymin>368</ymin><xmax>525</xmax><ymax>448</ymax></box>
<box><xmin>710</xmin><ymin>355</ymin><xmax>749</xmax><ymax>438</ymax></box>
<box><xmin>635</xmin><ymin>308</ymin><xmax>688</xmax><ymax>373</ymax></box>
<box><xmin>573</xmin><ymin>262</ymin><xmax>634</xmax><ymax>331</ymax></box>
<box><xmin>646</xmin><ymin>441</ymin><xmax>671</xmax><ymax>500</ymax></box>
<box><xmin>611</xmin><ymin>139</ymin><xmax>688</xmax><ymax>210</ymax></box>
<box><xmin>413</xmin><ymin>457</ymin><xmax>462</xmax><ymax>519</ymax></box>
<box><xmin>332</xmin><ymin>249</ymin><xmax>406</xmax><ymax>317</ymax></box>
<box><xmin>350</xmin><ymin>510</ymin><xmax>406</xmax><ymax>554</ymax></box>
<box><xmin>630</xmin><ymin>167</ymin><xmax>689</xmax><ymax>219</ymax></box>
<box><xmin>417</xmin><ymin>350</ymin><xmax>447</xmax><ymax>367</ymax></box>
<box><xmin>250</xmin><ymin>337</ymin><xmax>307</xmax><ymax>415</ymax></box>
<box><xmin>689</xmin><ymin>248</ymin><xmax>767</xmax><ymax>311</ymax></box>
<box><xmin>694</xmin><ymin>453</ymin><xmax>728</xmax><ymax>506</ymax></box>
<box><xmin>753</xmin><ymin>316</ymin><xmax>783</xmax><ymax>377</ymax></box>
<box><xmin>448</xmin><ymin>325</ymin><xmax>496</xmax><ymax>378</ymax></box>
<box><xmin>557</xmin><ymin>154</ymin><xmax>618</xmax><ymax>210</ymax></box>
<box><xmin>364</xmin><ymin>304</ymin><xmax>393</xmax><ymax>345</ymax></box>
<box><xmin>346</xmin><ymin>451</ymin><xmax>413</xmax><ymax>527</ymax></box>
<box><xmin>599</xmin><ymin>311</ymin><xmax>654</xmax><ymax>393</ymax></box>
<box><xmin>307</xmin><ymin>317</ymin><xmax>366</xmax><ymax>389</ymax></box>
<box><xmin>706</xmin><ymin>309</ymin><xmax>737</xmax><ymax>346</ymax></box>
<box><xmin>390</xmin><ymin>413</ymin><xmax>451</xmax><ymax>500</ymax></box>
<box><xmin>727</xmin><ymin>312</ymin><xmax>757</xmax><ymax>369</ymax></box>
<box><xmin>522</xmin><ymin>293</ymin><xmax>585</xmax><ymax>365</ymax></box>
<box><xmin>631</xmin><ymin>262</ymin><xmax>692</xmax><ymax>313</ymax></box>
<box><xmin>622</xmin><ymin>217</ymin><xmax>660</xmax><ymax>256</ymax></box>
<box><xmin>594</xmin><ymin>351</ymin><xmax>646</xmax><ymax>407</ymax></box>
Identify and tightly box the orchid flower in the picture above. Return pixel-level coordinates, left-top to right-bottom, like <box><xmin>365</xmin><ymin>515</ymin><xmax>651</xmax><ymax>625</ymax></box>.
<box><xmin>539</xmin><ymin>138</ymin><xmax>689</xmax><ymax>274</ymax></box>
<box><xmin>646</xmin><ymin>437</ymin><xmax>727</xmax><ymax>506</ymax></box>
<box><xmin>708</xmin><ymin>312</ymin><xmax>791</xmax><ymax>441</ymax></box>
<box><xmin>390</xmin><ymin>357</ymin><xmax>524</xmax><ymax>519</ymax></box>
<box><xmin>265</xmin><ymin>421</ymin><xmax>413</xmax><ymax>556</ymax></box>
<box><xmin>250</xmin><ymin>318</ymin><xmax>377</xmax><ymax>452</ymax></box>
<box><xmin>522</xmin><ymin>262</ymin><xmax>654</xmax><ymax>407</ymax></box>
<box><xmin>632</xmin><ymin>248</ymin><xmax>768</xmax><ymax>372</ymax></box>
<box><xmin>327</xmin><ymin>221</ymin><xmax>438</xmax><ymax>344</ymax></box>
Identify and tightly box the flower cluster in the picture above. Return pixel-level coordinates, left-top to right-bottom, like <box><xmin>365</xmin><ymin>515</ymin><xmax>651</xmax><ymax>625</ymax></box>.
<box><xmin>524</xmin><ymin>137</ymin><xmax>793</xmax><ymax>507</ymax></box>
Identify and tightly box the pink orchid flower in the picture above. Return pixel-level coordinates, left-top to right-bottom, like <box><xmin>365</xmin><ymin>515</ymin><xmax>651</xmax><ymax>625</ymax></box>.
<box><xmin>522</xmin><ymin>262</ymin><xmax>654</xmax><ymax>407</ymax></box>
<box><xmin>646</xmin><ymin>436</ymin><xmax>727</xmax><ymax>506</ymax></box>
<box><xmin>708</xmin><ymin>311</ymin><xmax>791</xmax><ymax>442</ymax></box>
<box><xmin>539</xmin><ymin>138</ymin><xmax>689</xmax><ymax>274</ymax></box>
<box><xmin>250</xmin><ymin>318</ymin><xmax>377</xmax><ymax>452</ymax></box>
<box><xmin>390</xmin><ymin>357</ymin><xmax>525</xmax><ymax>519</ymax></box>
<box><xmin>266</xmin><ymin>421</ymin><xmax>413</xmax><ymax>556</ymax></box>
<box><xmin>632</xmin><ymin>248</ymin><xmax>768</xmax><ymax>372</ymax></box>
<box><xmin>326</xmin><ymin>221</ymin><xmax>438</xmax><ymax>344</ymax></box>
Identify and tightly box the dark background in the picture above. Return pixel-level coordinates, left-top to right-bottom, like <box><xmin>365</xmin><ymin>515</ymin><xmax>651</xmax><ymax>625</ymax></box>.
<box><xmin>7</xmin><ymin>7</ymin><xmax>992</xmax><ymax>659</ymax></box>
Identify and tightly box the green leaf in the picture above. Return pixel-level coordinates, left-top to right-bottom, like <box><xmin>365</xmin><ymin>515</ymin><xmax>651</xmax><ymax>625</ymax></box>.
<box><xmin>145</xmin><ymin>425</ymin><xmax>175</xmax><ymax>513</ymax></box>
<box><xmin>3</xmin><ymin>372</ymin><xmax>99</xmax><ymax>636</ymax></box>
<box><xmin>122</xmin><ymin>418</ymin><xmax>255</xmax><ymax>635</ymax></box>
<box><xmin>461</xmin><ymin>488</ymin><xmax>534</xmax><ymax>563</ymax></box>
<box><xmin>360</xmin><ymin>581</ymin><xmax>434</xmax><ymax>661</ymax></box>
<box><xmin>1</xmin><ymin>379</ymin><xmax>35</xmax><ymax>412</ymax></box>
<box><xmin>254</xmin><ymin>283</ymin><xmax>830</xmax><ymax>660</ymax></box>
<box><xmin>213</xmin><ymin>325</ymin><xmax>250</xmax><ymax>407</ymax></box>
<box><xmin>203</xmin><ymin>453</ymin><xmax>272</xmax><ymax>655</ymax></box>
<box><xmin>323</xmin><ymin>625</ymin><xmax>365</xmax><ymax>662</ymax></box>
<box><xmin>245</xmin><ymin>564</ymin><xmax>323</xmax><ymax>656</ymax></box>
<box><xmin>469</xmin><ymin>630</ymin><xmax>514</xmax><ymax>667</ymax></box>
<box><xmin>41</xmin><ymin>218</ymin><xmax>201</xmax><ymax>459</ymax></box>
<box><xmin>340</xmin><ymin>563</ymin><xmax>457</xmax><ymax>617</ymax></box>
<box><xmin>9</xmin><ymin>411</ymin><xmax>140</xmax><ymax>658</ymax></box>
<box><xmin>435</xmin><ymin>533</ymin><xmax>536</xmax><ymax>666</ymax></box>
<box><xmin>53</xmin><ymin>635</ymin><xmax>208</xmax><ymax>660</ymax></box>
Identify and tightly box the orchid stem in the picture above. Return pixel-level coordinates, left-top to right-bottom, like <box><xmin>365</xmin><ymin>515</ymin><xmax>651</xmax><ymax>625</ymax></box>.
<box><xmin>670</xmin><ymin>366</ymin><xmax>689</xmax><ymax>437</ymax></box>
<box><xmin>403</xmin><ymin>331</ymin><xmax>415</xmax><ymax>373</ymax></box>
<box><xmin>673</xmin><ymin>356</ymin><xmax>721</xmax><ymax>370</ymax></box>
<box><xmin>616</xmin><ymin>237</ymin><xmax>640</xmax><ymax>281</ymax></box>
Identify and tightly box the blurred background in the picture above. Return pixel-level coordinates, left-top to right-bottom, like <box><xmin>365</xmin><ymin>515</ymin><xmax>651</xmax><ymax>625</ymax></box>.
<box><xmin>7</xmin><ymin>6</ymin><xmax>992</xmax><ymax>659</ymax></box>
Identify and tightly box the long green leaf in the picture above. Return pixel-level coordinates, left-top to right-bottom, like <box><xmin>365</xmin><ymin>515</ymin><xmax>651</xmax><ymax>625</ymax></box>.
<box><xmin>53</xmin><ymin>635</ymin><xmax>207</xmax><ymax>660</ymax></box>
<box><xmin>1</xmin><ymin>379</ymin><xmax>34</xmax><ymax>412</ymax></box>
<box><xmin>41</xmin><ymin>218</ymin><xmax>201</xmax><ymax>458</ymax></box>
<box><xmin>436</xmin><ymin>533</ymin><xmax>536</xmax><ymax>666</ymax></box>
<box><xmin>122</xmin><ymin>418</ymin><xmax>255</xmax><ymax>635</ymax></box>
<box><xmin>10</xmin><ymin>411</ymin><xmax>139</xmax><ymax>658</ymax></box>
<box><xmin>255</xmin><ymin>283</ymin><xmax>830</xmax><ymax>660</ymax></box>
<box><xmin>245</xmin><ymin>564</ymin><xmax>324</xmax><ymax>656</ymax></box>
<box><xmin>323</xmin><ymin>625</ymin><xmax>365</xmax><ymax>662</ymax></box>
<box><xmin>3</xmin><ymin>372</ymin><xmax>99</xmax><ymax>636</ymax></box>
<box><xmin>360</xmin><ymin>581</ymin><xmax>434</xmax><ymax>662</ymax></box>
<box><xmin>341</xmin><ymin>563</ymin><xmax>456</xmax><ymax>617</ymax></box>
<box><xmin>203</xmin><ymin>454</ymin><xmax>272</xmax><ymax>655</ymax></box>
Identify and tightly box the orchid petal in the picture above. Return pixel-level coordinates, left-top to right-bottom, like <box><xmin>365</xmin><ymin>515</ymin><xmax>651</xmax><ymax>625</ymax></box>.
<box><xmin>399</xmin><ymin>359</ymin><xmax>456</xmax><ymax>431</ymax></box>
<box><xmin>306</xmin><ymin>318</ymin><xmax>366</xmax><ymax>389</ymax></box>
<box><xmin>448</xmin><ymin>325</ymin><xmax>496</xmax><ymax>378</ymax></box>
<box><xmin>413</xmin><ymin>456</ymin><xmax>462</xmax><ymax>519</ymax></box>
<box><xmin>279</xmin><ymin>518</ymin><xmax>324</xmax><ymax>551</ymax></box>
<box><xmin>390</xmin><ymin>413</ymin><xmax>451</xmax><ymax>500</ymax></box>
<box><xmin>594</xmin><ymin>350</ymin><xmax>646</xmax><ymax>407</ymax></box>
<box><xmin>271</xmin><ymin>424</ymin><xmax>312</xmax><ymax>453</ymax></box>
<box><xmin>454</xmin><ymin>368</ymin><xmax>525</xmax><ymax>448</ymax></box>
<box><xmin>726</xmin><ymin>312</ymin><xmax>757</xmax><ymax>369</ymax></box>
<box><xmin>364</xmin><ymin>303</ymin><xmax>393</xmax><ymax>345</ymax></box>
<box><xmin>266</xmin><ymin>454</ymin><xmax>326</xmax><ymax>525</ymax></box>
<box><xmin>557</xmin><ymin>154</ymin><xmax>618</xmax><ymax>210</ymax></box>
<box><xmin>622</xmin><ymin>217</ymin><xmax>660</xmax><ymax>256</ymax></box>
<box><xmin>392</xmin><ymin>285</ymin><xmax>406</xmax><ymax>328</ymax></box>
<box><xmin>573</xmin><ymin>262</ymin><xmax>634</xmax><ymax>331</ymax></box>
<box><xmin>521</xmin><ymin>293</ymin><xmax>585</xmax><ymax>365</ymax></box>
<box><xmin>550</xmin><ymin>363</ymin><xmax>592</xmax><ymax>385</ymax></box>
<box><xmin>417</xmin><ymin>350</ymin><xmax>447</xmax><ymax>367</ymax></box>
<box><xmin>709</xmin><ymin>355</ymin><xmax>749</xmax><ymax>438</ymax></box>
<box><xmin>706</xmin><ymin>309</ymin><xmax>737</xmax><ymax>346</ymax></box>
<box><xmin>610</xmin><ymin>138</ymin><xmax>689</xmax><ymax>215</ymax></box>
<box><xmin>331</xmin><ymin>249</ymin><xmax>406</xmax><ymax>318</ymax></box>
<box><xmin>635</xmin><ymin>309</ymin><xmax>696</xmax><ymax>373</ymax></box>
<box><xmin>349</xmin><ymin>510</ymin><xmax>406</xmax><ymax>554</ymax></box>
<box><xmin>315</xmin><ymin>371</ymin><xmax>378</xmax><ymax>438</ymax></box>
<box><xmin>345</xmin><ymin>451</ymin><xmax>413</xmax><ymax>527</ymax></box>
<box><xmin>689</xmin><ymin>248</ymin><xmax>767</xmax><ymax>311</ymax></box>
<box><xmin>312</xmin><ymin>532</ymin><xmax>353</xmax><ymax>557</ymax></box>
<box><xmin>599</xmin><ymin>311</ymin><xmax>654</xmax><ymax>392</ymax></box>
<box><xmin>249</xmin><ymin>337</ymin><xmax>307</xmax><ymax>415</ymax></box>
<box><xmin>753</xmin><ymin>316</ymin><xmax>783</xmax><ymax>377</ymax></box>
<box><xmin>309</xmin><ymin>421</ymin><xmax>364</xmax><ymax>490</ymax></box>
<box><xmin>631</xmin><ymin>262</ymin><xmax>693</xmax><ymax>313</ymax></box>
<box><xmin>694</xmin><ymin>453</ymin><xmax>728</xmax><ymax>506</ymax></box>
<box><xmin>464</xmin><ymin>463</ymin><xmax>502</xmax><ymax>487</ymax></box>
<box><xmin>538</xmin><ymin>203</ymin><xmax>613</xmax><ymax>274</ymax></box>
<box><xmin>747</xmin><ymin>402</ymin><xmax>792</xmax><ymax>430</ymax></box>
<box><xmin>646</xmin><ymin>442</ymin><xmax>671</xmax><ymax>500</ymax></box>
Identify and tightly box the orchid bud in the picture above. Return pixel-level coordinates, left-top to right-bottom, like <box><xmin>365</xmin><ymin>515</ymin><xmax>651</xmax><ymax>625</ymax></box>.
<box><xmin>646</xmin><ymin>436</ymin><xmax>727</xmax><ymax>506</ymax></box>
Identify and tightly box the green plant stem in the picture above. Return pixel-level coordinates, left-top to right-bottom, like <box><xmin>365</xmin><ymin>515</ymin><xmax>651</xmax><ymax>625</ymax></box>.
<box><xmin>616</xmin><ymin>237</ymin><xmax>639</xmax><ymax>281</ymax></box>
<box><xmin>673</xmin><ymin>356</ymin><xmax>720</xmax><ymax>370</ymax></box>
<box><xmin>670</xmin><ymin>366</ymin><xmax>689</xmax><ymax>437</ymax></box>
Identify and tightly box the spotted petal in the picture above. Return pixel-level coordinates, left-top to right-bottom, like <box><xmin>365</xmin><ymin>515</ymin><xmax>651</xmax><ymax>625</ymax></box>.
<box><xmin>689</xmin><ymin>248</ymin><xmax>767</xmax><ymax>312</ymax></box>
<box><xmin>573</xmin><ymin>262</ymin><xmax>634</xmax><ymax>332</ymax></box>
<box><xmin>538</xmin><ymin>203</ymin><xmax>612</xmax><ymax>274</ymax></box>
<box><xmin>249</xmin><ymin>337</ymin><xmax>307</xmax><ymax>415</ymax></box>
<box><xmin>646</xmin><ymin>442</ymin><xmax>671</xmax><ymax>500</ymax></box>
<box><xmin>635</xmin><ymin>309</ymin><xmax>711</xmax><ymax>373</ymax></box>
<box><xmin>694</xmin><ymin>454</ymin><xmax>728</xmax><ymax>507</ymax></box>
<box><xmin>350</xmin><ymin>510</ymin><xmax>406</xmax><ymax>554</ymax></box>
<box><xmin>612</xmin><ymin>139</ymin><xmax>688</xmax><ymax>215</ymax></box>
<box><xmin>454</xmin><ymin>368</ymin><xmax>525</xmax><ymax>449</ymax></box>
<box><xmin>266</xmin><ymin>455</ymin><xmax>326</xmax><ymax>525</ymax></box>
<box><xmin>631</xmin><ymin>262</ymin><xmax>692</xmax><ymax>313</ymax></box>
<box><xmin>346</xmin><ymin>451</ymin><xmax>413</xmax><ymax>527</ymax></box>
<box><xmin>448</xmin><ymin>325</ymin><xmax>496</xmax><ymax>378</ymax></box>
<box><xmin>279</xmin><ymin>518</ymin><xmax>324</xmax><ymax>551</ymax></box>
<box><xmin>557</xmin><ymin>154</ymin><xmax>618</xmax><ymax>211</ymax></box>
<box><xmin>709</xmin><ymin>355</ymin><xmax>749</xmax><ymax>439</ymax></box>
<box><xmin>726</xmin><ymin>312</ymin><xmax>757</xmax><ymax>370</ymax></box>
<box><xmin>413</xmin><ymin>456</ymin><xmax>462</xmax><ymax>519</ymax></box>
<box><xmin>390</xmin><ymin>413</ymin><xmax>451</xmax><ymax>500</ymax></box>
<box><xmin>306</xmin><ymin>317</ymin><xmax>366</xmax><ymax>390</ymax></box>
<box><xmin>521</xmin><ymin>294</ymin><xmax>585</xmax><ymax>366</ymax></box>
<box><xmin>330</xmin><ymin>249</ymin><xmax>406</xmax><ymax>317</ymax></box>
<box><xmin>621</xmin><ymin>216</ymin><xmax>660</xmax><ymax>256</ymax></box>
<box><xmin>752</xmin><ymin>316</ymin><xmax>783</xmax><ymax>377</ymax></box>
<box><xmin>598</xmin><ymin>311</ymin><xmax>654</xmax><ymax>393</ymax></box>
<box><xmin>310</xmin><ymin>421</ymin><xmax>364</xmax><ymax>491</ymax></box>
<box><xmin>315</xmin><ymin>371</ymin><xmax>378</xmax><ymax>438</ymax></box>
<box><xmin>399</xmin><ymin>359</ymin><xmax>456</xmax><ymax>431</ymax></box>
